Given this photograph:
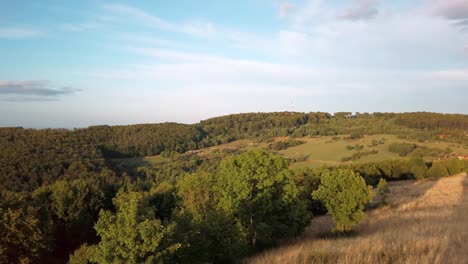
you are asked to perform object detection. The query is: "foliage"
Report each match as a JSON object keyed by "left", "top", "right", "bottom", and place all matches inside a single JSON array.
[
  {"left": 176, "top": 172, "right": 247, "bottom": 263},
  {"left": 0, "top": 191, "right": 51, "bottom": 264},
  {"left": 90, "top": 191, "right": 181, "bottom": 264},
  {"left": 428, "top": 163, "right": 449, "bottom": 178},
  {"left": 216, "top": 150, "right": 310, "bottom": 249},
  {"left": 395, "top": 112, "right": 468, "bottom": 131},
  {"left": 443, "top": 159, "right": 465, "bottom": 175},
  {"left": 388, "top": 142, "right": 418, "bottom": 157},
  {"left": 377, "top": 178, "right": 390, "bottom": 205},
  {"left": 409, "top": 158, "right": 428, "bottom": 179},
  {"left": 312, "top": 169, "right": 374, "bottom": 232},
  {"left": 0, "top": 111, "right": 467, "bottom": 263},
  {"left": 69, "top": 244, "right": 93, "bottom": 264},
  {"left": 377, "top": 178, "right": 389, "bottom": 196}
]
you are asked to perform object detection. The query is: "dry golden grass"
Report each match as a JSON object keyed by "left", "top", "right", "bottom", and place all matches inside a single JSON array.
[{"left": 245, "top": 173, "right": 468, "bottom": 264}]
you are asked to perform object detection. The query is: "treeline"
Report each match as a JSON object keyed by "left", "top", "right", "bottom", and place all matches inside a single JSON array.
[
  {"left": 0, "top": 128, "right": 112, "bottom": 192},
  {"left": 395, "top": 112, "right": 468, "bottom": 131},
  {"left": 199, "top": 112, "right": 332, "bottom": 144},
  {"left": 86, "top": 123, "right": 204, "bottom": 157}
]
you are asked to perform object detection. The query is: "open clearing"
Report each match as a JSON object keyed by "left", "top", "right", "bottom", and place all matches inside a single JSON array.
[
  {"left": 245, "top": 173, "right": 468, "bottom": 264},
  {"left": 110, "top": 134, "right": 467, "bottom": 170}
]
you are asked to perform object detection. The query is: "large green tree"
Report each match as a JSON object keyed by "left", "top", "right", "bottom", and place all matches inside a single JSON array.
[
  {"left": 216, "top": 150, "right": 310, "bottom": 249},
  {"left": 0, "top": 191, "right": 51, "bottom": 264},
  {"left": 90, "top": 191, "right": 180, "bottom": 264},
  {"left": 175, "top": 171, "right": 247, "bottom": 263},
  {"left": 312, "top": 169, "right": 374, "bottom": 232}
]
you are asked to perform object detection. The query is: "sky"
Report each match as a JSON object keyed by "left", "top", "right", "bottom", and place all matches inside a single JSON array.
[{"left": 0, "top": 0, "right": 467, "bottom": 128}]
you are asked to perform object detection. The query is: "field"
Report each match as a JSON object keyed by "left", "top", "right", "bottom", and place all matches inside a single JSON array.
[
  {"left": 245, "top": 173, "right": 468, "bottom": 264},
  {"left": 281, "top": 135, "right": 467, "bottom": 168},
  {"left": 110, "top": 134, "right": 467, "bottom": 170}
]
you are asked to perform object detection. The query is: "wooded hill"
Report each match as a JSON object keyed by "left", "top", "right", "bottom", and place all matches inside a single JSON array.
[{"left": 0, "top": 111, "right": 467, "bottom": 264}]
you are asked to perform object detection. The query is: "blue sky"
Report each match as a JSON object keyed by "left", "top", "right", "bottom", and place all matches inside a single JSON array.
[{"left": 0, "top": 0, "right": 467, "bottom": 128}]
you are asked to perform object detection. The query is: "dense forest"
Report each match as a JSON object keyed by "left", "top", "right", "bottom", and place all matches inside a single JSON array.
[{"left": 1, "top": 112, "right": 467, "bottom": 263}]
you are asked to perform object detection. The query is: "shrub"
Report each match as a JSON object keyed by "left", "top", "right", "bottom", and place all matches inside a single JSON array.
[
  {"left": 377, "top": 178, "right": 390, "bottom": 204},
  {"left": 388, "top": 142, "right": 418, "bottom": 157},
  {"left": 442, "top": 159, "right": 465, "bottom": 175},
  {"left": 428, "top": 163, "right": 449, "bottom": 178},
  {"left": 409, "top": 158, "right": 428, "bottom": 179}
]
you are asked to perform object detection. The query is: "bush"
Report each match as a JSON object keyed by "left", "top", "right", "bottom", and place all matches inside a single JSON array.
[
  {"left": 377, "top": 178, "right": 390, "bottom": 205},
  {"left": 409, "top": 158, "right": 428, "bottom": 179},
  {"left": 388, "top": 142, "right": 418, "bottom": 157},
  {"left": 428, "top": 163, "right": 449, "bottom": 178},
  {"left": 441, "top": 159, "right": 465, "bottom": 175}
]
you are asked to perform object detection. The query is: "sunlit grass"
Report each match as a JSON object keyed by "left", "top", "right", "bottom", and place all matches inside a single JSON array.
[{"left": 245, "top": 173, "right": 468, "bottom": 264}]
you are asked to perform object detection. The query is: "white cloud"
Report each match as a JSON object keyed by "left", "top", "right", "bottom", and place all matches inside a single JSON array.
[
  {"left": 96, "top": 47, "right": 324, "bottom": 84},
  {"left": 278, "top": 2, "right": 296, "bottom": 18},
  {"left": 338, "top": 0, "right": 379, "bottom": 21},
  {"left": 61, "top": 22, "right": 99, "bottom": 32},
  {"left": 432, "top": 69, "right": 468, "bottom": 82},
  {"left": 0, "top": 27, "right": 41, "bottom": 38},
  {"left": 92, "top": 1, "right": 468, "bottom": 112},
  {"left": 430, "top": 0, "right": 468, "bottom": 20}
]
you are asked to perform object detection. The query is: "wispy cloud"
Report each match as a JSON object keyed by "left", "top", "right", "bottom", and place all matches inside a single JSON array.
[
  {"left": 0, "top": 81, "right": 80, "bottom": 101},
  {"left": 121, "top": 34, "right": 190, "bottom": 49},
  {"left": 0, "top": 27, "right": 42, "bottom": 38},
  {"left": 98, "top": 47, "right": 324, "bottom": 81},
  {"left": 338, "top": 0, "right": 379, "bottom": 21},
  {"left": 61, "top": 22, "right": 99, "bottom": 32},
  {"left": 102, "top": 3, "right": 216, "bottom": 37}
]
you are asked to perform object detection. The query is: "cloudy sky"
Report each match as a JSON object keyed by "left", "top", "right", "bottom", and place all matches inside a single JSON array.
[{"left": 0, "top": 0, "right": 467, "bottom": 128}]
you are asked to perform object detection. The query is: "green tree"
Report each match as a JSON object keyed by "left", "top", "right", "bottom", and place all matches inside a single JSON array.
[
  {"left": 175, "top": 171, "right": 247, "bottom": 263},
  {"left": 0, "top": 191, "right": 50, "bottom": 264},
  {"left": 90, "top": 191, "right": 181, "bottom": 264},
  {"left": 312, "top": 169, "right": 374, "bottom": 232},
  {"left": 216, "top": 150, "right": 310, "bottom": 249}
]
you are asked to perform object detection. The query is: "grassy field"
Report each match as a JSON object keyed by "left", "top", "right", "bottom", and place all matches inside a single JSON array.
[
  {"left": 282, "top": 135, "right": 467, "bottom": 168},
  {"left": 245, "top": 173, "right": 468, "bottom": 264},
  {"left": 110, "top": 134, "right": 468, "bottom": 170}
]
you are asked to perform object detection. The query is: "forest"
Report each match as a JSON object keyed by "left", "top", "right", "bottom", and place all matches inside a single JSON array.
[{"left": 0, "top": 112, "right": 467, "bottom": 263}]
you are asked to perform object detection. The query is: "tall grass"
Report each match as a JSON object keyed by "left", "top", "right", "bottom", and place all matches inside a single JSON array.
[{"left": 245, "top": 173, "right": 468, "bottom": 264}]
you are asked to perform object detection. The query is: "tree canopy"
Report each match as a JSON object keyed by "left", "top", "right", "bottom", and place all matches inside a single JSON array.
[{"left": 312, "top": 169, "right": 374, "bottom": 232}]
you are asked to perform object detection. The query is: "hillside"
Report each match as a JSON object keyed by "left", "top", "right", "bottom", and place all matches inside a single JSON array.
[
  {"left": 246, "top": 173, "right": 468, "bottom": 264},
  {"left": 1, "top": 111, "right": 467, "bottom": 263}
]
